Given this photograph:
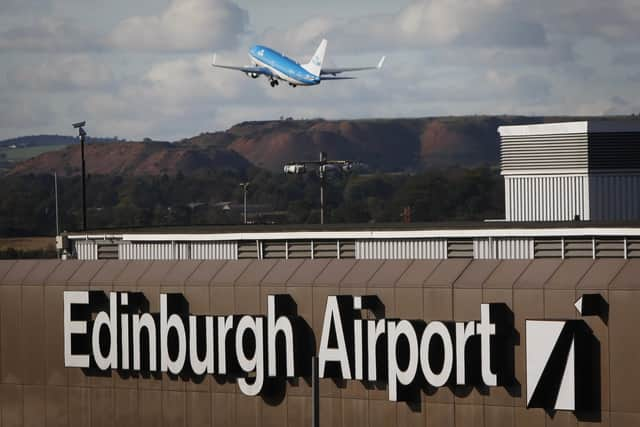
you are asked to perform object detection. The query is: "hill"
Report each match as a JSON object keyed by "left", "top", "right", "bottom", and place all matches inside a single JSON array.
[
  {"left": 8, "top": 115, "right": 636, "bottom": 176},
  {"left": 179, "top": 116, "right": 588, "bottom": 172},
  {"left": 7, "top": 140, "right": 251, "bottom": 176}
]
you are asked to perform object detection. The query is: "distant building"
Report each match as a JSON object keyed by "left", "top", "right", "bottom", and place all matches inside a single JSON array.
[{"left": 499, "top": 120, "right": 640, "bottom": 221}]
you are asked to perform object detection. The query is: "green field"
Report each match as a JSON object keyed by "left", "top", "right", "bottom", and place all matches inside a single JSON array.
[{"left": 0, "top": 143, "right": 69, "bottom": 162}]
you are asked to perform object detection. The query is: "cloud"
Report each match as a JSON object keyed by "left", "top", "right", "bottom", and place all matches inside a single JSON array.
[
  {"left": 612, "top": 50, "right": 640, "bottom": 65},
  {"left": 0, "top": 94, "right": 53, "bottom": 129},
  {"left": 107, "top": 0, "right": 249, "bottom": 52},
  {"left": 0, "top": 17, "right": 100, "bottom": 52},
  {"left": 6, "top": 56, "right": 116, "bottom": 91},
  {"left": 2, "top": 0, "right": 50, "bottom": 16},
  {"left": 263, "top": 0, "right": 548, "bottom": 56}
]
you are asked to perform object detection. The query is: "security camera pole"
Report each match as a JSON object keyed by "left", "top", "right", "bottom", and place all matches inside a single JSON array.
[
  {"left": 240, "top": 182, "right": 250, "bottom": 224},
  {"left": 72, "top": 121, "right": 87, "bottom": 231},
  {"left": 283, "top": 151, "right": 354, "bottom": 225}
]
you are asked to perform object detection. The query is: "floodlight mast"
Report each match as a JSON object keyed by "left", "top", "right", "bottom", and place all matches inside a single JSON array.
[
  {"left": 283, "top": 151, "right": 355, "bottom": 225},
  {"left": 72, "top": 121, "right": 87, "bottom": 231},
  {"left": 240, "top": 182, "right": 250, "bottom": 224}
]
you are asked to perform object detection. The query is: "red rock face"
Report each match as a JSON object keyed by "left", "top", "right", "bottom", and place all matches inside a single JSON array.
[
  {"left": 8, "top": 141, "right": 251, "bottom": 176},
  {"left": 9, "top": 116, "right": 536, "bottom": 176}
]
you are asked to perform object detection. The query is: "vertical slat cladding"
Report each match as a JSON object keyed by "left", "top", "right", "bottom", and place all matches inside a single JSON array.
[
  {"left": 355, "top": 239, "right": 446, "bottom": 260},
  {"left": 474, "top": 239, "right": 493, "bottom": 259},
  {"left": 74, "top": 240, "right": 97, "bottom": 260},
  {"left": 495, "top": 238, "right": 533, "bottom": 259},
  {"left": 590, "top": 175, "right": 640, "bottom": 221},
  {"left": 190, "top": 242, "right": 237, "bottom": 260},
  {"left": 505, "top": 175, "right": 589, "bottom": 221}
]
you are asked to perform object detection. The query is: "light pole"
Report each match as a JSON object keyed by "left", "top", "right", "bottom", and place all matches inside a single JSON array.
[
  {"left": 72, "top": 121, "right": 87, "bottom": 231},
  {"left": 284, "top": 151, "right": 354, "bottom": 225},
  {"left": 240, "top": 182, "right": 250, "bottom": 224}
]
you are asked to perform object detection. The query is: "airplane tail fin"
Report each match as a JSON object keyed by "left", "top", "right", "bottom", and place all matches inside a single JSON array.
[{"left": 302, "top": 39, "right": 327, "bottom": 77}]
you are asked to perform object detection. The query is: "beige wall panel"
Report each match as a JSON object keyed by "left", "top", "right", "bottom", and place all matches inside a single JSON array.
[
  {"left": 285, "top": 259, "right": 328, "bottom": 287},
  {"left": 609, "top": 291, "right": 640, "bottom": 413},
  {"left": 514, "top": 259, "right": 562, "bottom": 289},
  {"left": 2, "top": 260, "right": 38, "bottom": 285},
  {"left": 425, "top": 259, "right": 471, "bottom": 287},
  {"left": 342, "top": 398, "right": 368, "bottom": 427},
  {"left": 0, "top": 286, "right": 22, "bottom": 383},
  {"left": 91, "top": 387, "right": 115, "bottom": 427},
  {"left": 186, "top": 391, "right": 211, "bottom": 427},
  {"left": 455, "top": 260, "right": 499, "bottom": 288},
  {"left": 114, "top": 388, "right": 139, "bottom": 427},
  {"left": 138, "top": 389, "right": 163, "bottom": 427},
  {"left": 68, "top": 386, "right": 91, "bottom": 427},
  {"left": 188, "top": 260, "right": 227, "bottom": 286},
  {"left": 163, "top": 390, "right": 187, "bottom": 427},
  {"left": 236, "top": 259, "right": 277, "bottom": 287},
  {"left": 22, "top": 259, "right": 60, "bottom": 285},
  {"left": 371, "top": 260, "right": 413, "bottom": 287},
  {"left": 22, "top": 385, "right": 45, "bottom": 427},
  {"left": 0, "top": 260, "right": 16, "bottom": 282},
  {"left": 314, "top": 260, "right": 356, "bottom": 286},
  {"left": 484, "top": 260, "right": 530, "bottom": 289},
  {"left": 21, "top": 285, "right": 44, "bottom": 385},
  {"left": 261, "top": 398, "right": 287, "bottom": 427},
  {"left": 287, "top": 395, "right": 312, "bottom": 426}
]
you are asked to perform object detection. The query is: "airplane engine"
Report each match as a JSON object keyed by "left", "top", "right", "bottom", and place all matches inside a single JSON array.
[{"left": 246, "top": 72, "right": 260, "bottom": 79}]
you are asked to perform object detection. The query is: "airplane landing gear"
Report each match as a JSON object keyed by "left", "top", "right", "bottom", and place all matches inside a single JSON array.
[{"left": 270, "top": 79, "right": 279, "bottom": 87}]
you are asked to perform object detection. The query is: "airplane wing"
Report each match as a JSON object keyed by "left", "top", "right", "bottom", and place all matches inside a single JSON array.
[
  {"left": 320, "top": 76, "right": 356, "bottom": 81},
  {"left": 320, "top": 56, "right": 385, "bottom": 76},
  {"left": 211, "top": 54, "right": 273, "bottom": 76}
]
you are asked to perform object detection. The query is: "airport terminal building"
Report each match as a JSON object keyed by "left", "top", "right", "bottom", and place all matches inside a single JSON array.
[{"left": 2, "top": 121, "right": 640, "bottom": 426}]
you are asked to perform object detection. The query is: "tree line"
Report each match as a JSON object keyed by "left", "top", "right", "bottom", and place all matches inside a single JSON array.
[{"left": 0, "top": 167, "right": 504, "bottom": 237}]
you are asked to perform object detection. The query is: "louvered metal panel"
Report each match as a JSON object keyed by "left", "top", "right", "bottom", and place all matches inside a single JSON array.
[
  {"left": 563, "top": 238, "right": 592, "bottom": 258},
  {"left": 339, "top": 241, "right": 356, "bottom": 259},
  {"left": 501, "top": 133, "right": 588, "bottom": 172},
  {"left": 75, "top": 240, "right": 97, "bottom": 260},
  {"left": 496, "top": 238, "right": 534, "bottom": 259},
  {"left": 190, "top": 242, "right": 237, "bottom": 260},
  {"left": 534, "top": 238, "right": 562, "bottom": 258},
  {"left": 313, "top": 240, "right": 337, "bottom": 259},
  {"left": 288, "top": 241, "right": 312, "bottom": 259},
  {"left": 627, "top": 238, "right": 640, "bottom": 258},
  {"left": 594, "top": 238, "right": 624, "bottom": 258},
  {"left": 505, "top": 175, "right": 589, "bottom": 221},
  {"left": 356, "top": 239, "right": 446, "bottom": 260},
  {"left": 238, "top": 241, "right": 259, "bottom": 259},
  {"left": 447, "top": 239, "right": 473, "bottom": 259},
  {"left": 263, "top": 241, "right": 287, "bottom": 259},
  {"left": 96, "top": 240, "right": 119, "bottom": 260}
]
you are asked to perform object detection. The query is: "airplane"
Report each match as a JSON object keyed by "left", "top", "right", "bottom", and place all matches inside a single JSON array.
[{"left": 212, "top": 39, "right": 385, "bottom": 88}]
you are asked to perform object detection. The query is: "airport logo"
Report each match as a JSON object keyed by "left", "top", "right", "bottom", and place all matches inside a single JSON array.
[{"left": 526, "top": 294, "right": 604, "bottom": 413}]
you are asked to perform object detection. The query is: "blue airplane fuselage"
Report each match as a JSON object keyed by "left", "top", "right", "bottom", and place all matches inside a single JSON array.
[{"left": 249, "top": 45, "right": 320, "bottom": 86}]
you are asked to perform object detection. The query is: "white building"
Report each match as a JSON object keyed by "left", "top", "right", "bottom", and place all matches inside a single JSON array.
[{"left": 499, "top": 120, "right": 640, "bottom": 221}]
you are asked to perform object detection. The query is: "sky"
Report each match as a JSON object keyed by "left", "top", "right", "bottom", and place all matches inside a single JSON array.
[{"left": 1, "top": 0, "right": 640, "bottom": 140}]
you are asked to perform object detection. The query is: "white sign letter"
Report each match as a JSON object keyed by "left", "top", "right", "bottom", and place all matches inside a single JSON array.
[{"left": 64, "top": 291, "right": 90, "bottom": 368}]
